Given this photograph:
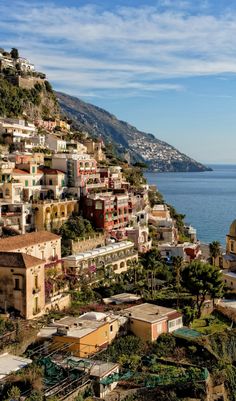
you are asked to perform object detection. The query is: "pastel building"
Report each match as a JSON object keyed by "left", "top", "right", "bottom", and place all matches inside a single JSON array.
[
  {"left": 158, "top": 242, "right": 201, "bottom": 262},
  {"left": 84, "top": 192, "right": 130, "bottom": 231},
  {"left": 0, "top": 231, "right": 61, "bottom": 266},
  {"left": 0, "top": 252, "right": 45, "bottom": 319},
  {"left": 32, "top": 199, "right": 78, "bottom": 231},
  {"left": 0, "top": 203, "right": 33, "bottom": 234},
  {"left": 63, "top": 241, "right": 138, "bottom": 283},
  {"left": 121, "top": 303, "right": 183, "bottom": 342},
  {"left": 45, "top": 134, "right": 67, "bottom": 152},
  {"left": 221, "top": 220, "right": 236, "bottom": 291},
  {"left": 0, "top": 232, "right": 70, "bottom": 317},
  {"left": 0, "top": 118, "right": 36, "bottom": 148},
  {"left": 222, "top": 220, "right": 236, "bottom": 270},
  {"left": 51, "top": 153, "right": 98, "bottom": 192},
  {"left": 40, "top": 312, "right": 126, "bottom": 357}
]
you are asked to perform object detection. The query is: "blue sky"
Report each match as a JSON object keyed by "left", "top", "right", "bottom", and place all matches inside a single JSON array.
[{"left": 1, "top": 0, "right": 236, "bottom": 163}]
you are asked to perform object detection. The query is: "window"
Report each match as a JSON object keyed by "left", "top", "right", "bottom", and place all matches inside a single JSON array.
[
  {"left": 14, "top": 278, "right": 20, "bottom": 290},
  {"left": 34, "top": 275, "right": 38, "bottom": 289},
  {"left": 49, "top": 179, "right": 53, "bottom": 185},
  {"left": 231, "top": 242, "right": 234, "bottom": 252},
  {"left": 33, "top": 180, "right": 36, "bottom": 186},
  {"left": 62, "top": 179, "right": 65, "bottom": 186},
  {"left": 52, "top": 248, "right": 56, "bottom": 257},
  {"left": 5, "top": 188, "right": 10, "bottom": 197},
  {"left": 41, "top": 250, "right": 44, "bottom": 259},
  {"left": 95, "top": 201, "right": 103, "bottom": 210},
  {"left": 32, "top": 166, "right": 35, "bottom": 173},
  {"left": 110, "top": 325, "right": 113, "bottom": 332},
  {"left": 25, "top": 180, "right": 28, "bottom": 187}
]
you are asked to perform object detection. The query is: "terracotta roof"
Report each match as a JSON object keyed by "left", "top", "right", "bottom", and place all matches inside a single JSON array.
[
  {"left": 0, "top": 231, "right": 60, "bottom": 251},
  {"left": 40, "top": 168, "right": 65, "bottom": 175},
  {"left": 12, "top": 168, "right": 29, "bottom": 175},
  {"left": 0, "top": 252, "right": 43, "bottom": 268}
]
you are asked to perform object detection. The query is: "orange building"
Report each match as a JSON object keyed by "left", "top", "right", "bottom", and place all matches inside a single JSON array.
[
  {"left": 48, "top": 312, "right": 126, "bottom": 357},
  {"left": 121, "top": 303, "right": 183, "bottom": 342}
]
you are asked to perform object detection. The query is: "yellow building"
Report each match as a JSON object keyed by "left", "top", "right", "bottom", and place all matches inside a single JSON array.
[
  {"left": 0, "top": 251, "right": 45, "bottom": 319},
  {"left": 0, "top": 233, "right": 71, "bottom": 318},
  {"left": 83, "top": 139, "right": 105, "bottom": 162},
  {"left": 222, "top": 271, "right": 236, "bottom": 291},
  {"left": 223, "top": 220, "right": 236, "bottom": 270},
  {"left": 0, "top": 231, "right": 61, "bottom": 265},
  {"left": 50, "top": 312, "right": 124, "bottom": 357},
  {"left": 32, "top": 199, "right": 78, "bottom": 231}
]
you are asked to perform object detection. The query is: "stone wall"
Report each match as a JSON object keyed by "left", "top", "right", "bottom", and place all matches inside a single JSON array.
[
  {"left": 8, "top": 75, "right": 45, "bottom": 89},
  {"left": 70, "top": 233, "right": 106, "bottom": 254},
  {"left": 216, "top": 303, "right": 236, "bottom": 323}
]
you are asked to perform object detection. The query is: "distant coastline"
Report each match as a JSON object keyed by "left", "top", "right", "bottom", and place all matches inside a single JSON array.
[{"left": 146, "top": 164, "right": 236, "bottom": 245}]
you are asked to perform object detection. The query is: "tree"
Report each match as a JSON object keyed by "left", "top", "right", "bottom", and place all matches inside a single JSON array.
[
  {"left": 181, "top": 261, "right": 224, "bottom": 317},
  {"left": 209, "top": 241, "right": 221, "bottom": 266},
  {"left": 59, "top": 215, "right": 94, "bottom": 240},
  {"left": 27, "top": 390, "right": 43, "bottom": 401},
  {"left": 5, "top": 386, "right": 20, "bottom": 401},
  {"left": 127, "top": 259, "right": 143, "bottom": 284},
  {"left": 172, "top": 256, "right": 183, "bottom": 307},
  {"left": 140, "top": 248, "right": 162, "bottom": 270},
  {"left": 10, "top": 48, "right": 19, "bottom": 60}
]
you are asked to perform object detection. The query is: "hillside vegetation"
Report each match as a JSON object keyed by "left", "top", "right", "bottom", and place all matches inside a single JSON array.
[{"left": 0, "top": 77, "right": 59, "bottom": 120}]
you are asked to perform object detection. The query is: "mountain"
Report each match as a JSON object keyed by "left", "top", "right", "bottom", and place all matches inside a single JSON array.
[{"left": 56, "top": 92, "right": 211, "bottom": 173}]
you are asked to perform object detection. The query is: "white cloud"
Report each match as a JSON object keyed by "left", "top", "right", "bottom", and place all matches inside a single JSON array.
[{"left": 1, "top": 1, "right": 236, "bottom": 97}]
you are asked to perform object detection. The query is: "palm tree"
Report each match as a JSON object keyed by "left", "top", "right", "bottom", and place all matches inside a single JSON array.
[
  {"left": 127, "top": 259, "right": 143, "bottom": 284},
  {"left": 209, "top": 241, "right": 221, "bottom": 266}
]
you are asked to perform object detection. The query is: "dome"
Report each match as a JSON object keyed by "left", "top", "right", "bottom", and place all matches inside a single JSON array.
[{"left": 229, "top": 220, "right": 236, "bottom": 237}]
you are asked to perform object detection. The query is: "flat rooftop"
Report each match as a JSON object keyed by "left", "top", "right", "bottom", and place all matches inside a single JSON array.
[
  {"left": 45, "top": 312, "right": 119, "bottom": 339},
  {"left": 0, "top": 353, "right": 32, "bottom": 380},
  {"left": 63, "top": 241, "right": 135, "bottom": 262},
  {"left": 153, "top": 204, "right": 167, "bottom": 211},
  {"left": 121, "top": 303, "right": 178, "bottom": 323},
  {"left": 103, "top": 293, "right": 141, "bottom": 305},
  {"left": 55, "top": 356, "right": 119, "bottom": 378}
]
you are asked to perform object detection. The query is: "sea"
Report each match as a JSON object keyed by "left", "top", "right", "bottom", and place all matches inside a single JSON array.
[{"left": 145, "top": 164, "right": 236, "bottom": 245}]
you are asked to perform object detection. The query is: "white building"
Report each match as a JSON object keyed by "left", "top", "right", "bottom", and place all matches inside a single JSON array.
[
  {"left": 17, "top": 57, "right": 35, "bottom": 72},
  {"left": 45, "top": 134, "right": 67, "bottom": 152},
  {"left": 63, "top": 241, "right": 138, "bottom": 281},
  {"left": 0, "top": 119, "right": 36, "bottom": 147}
]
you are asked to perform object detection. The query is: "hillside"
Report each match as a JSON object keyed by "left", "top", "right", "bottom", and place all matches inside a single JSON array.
[
  {"left": 57, "top": 91, "right": 211, "bottom": 173},
  {"left": 0, "top": 77, "right": 59, "bottom": 121}
]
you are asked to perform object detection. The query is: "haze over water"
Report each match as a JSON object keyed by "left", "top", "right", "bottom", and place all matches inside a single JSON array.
[{"left": 146, "top": 165, "right": 236, "bottom": 245}]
